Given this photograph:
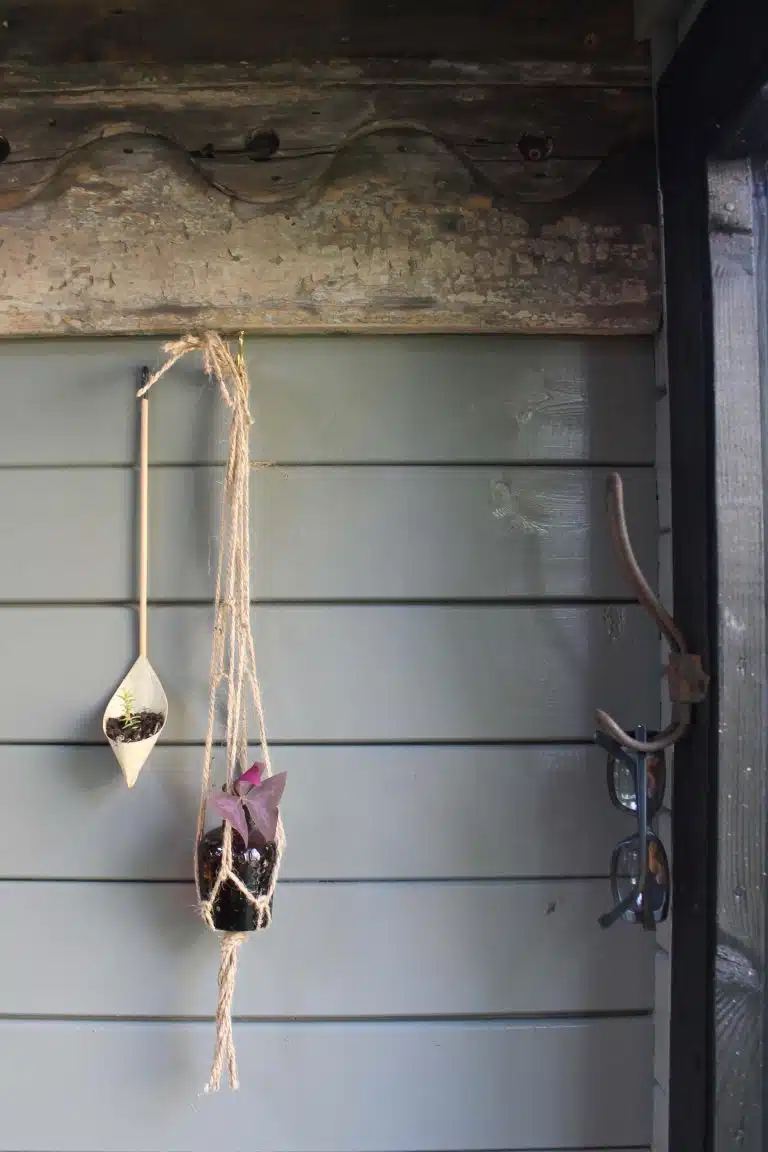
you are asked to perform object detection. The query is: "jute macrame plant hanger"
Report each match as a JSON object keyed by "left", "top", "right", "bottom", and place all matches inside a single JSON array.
[{"left": 140, "top": 332, "right": 284, "bottom": 1093}]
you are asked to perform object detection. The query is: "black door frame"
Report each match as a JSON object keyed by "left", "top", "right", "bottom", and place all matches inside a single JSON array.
[{"left": 658, "top": 2, "right": 768, "bottom": 1149}]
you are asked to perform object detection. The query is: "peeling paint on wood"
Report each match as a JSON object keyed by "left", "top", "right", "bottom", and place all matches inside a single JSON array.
[{"left": 0, "top": 130, "right": 660, "bottom": 336}]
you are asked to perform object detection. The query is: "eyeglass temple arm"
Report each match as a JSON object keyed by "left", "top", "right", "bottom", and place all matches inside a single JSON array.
[
  {"left": 595, "top": 472, "right": 708, "bottom": 754},
  {"left": 599, "top": 875, "right": 655, "bottom": 930},
  {"left": 599, "top": 892, "right": 636, "bottom": 929},
  {"left": 635, "top": 730, "right": 654, "bottom": 931},
  {"left": 595, "top": 730, "right": 636, "bottom": 768}
]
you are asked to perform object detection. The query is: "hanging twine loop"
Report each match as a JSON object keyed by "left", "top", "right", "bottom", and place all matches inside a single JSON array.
[{"left": 140, "top": 332, "right": 284, "bottom": 1093}]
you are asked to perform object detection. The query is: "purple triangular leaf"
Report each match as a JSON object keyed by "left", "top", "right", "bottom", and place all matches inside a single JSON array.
[
  {"left": 241, "top": 772, "right": 287, "bottom": 843},
  {"left": 241, "top": 795, "right": 279, "bottom": 844},
  {"left": 207, "top": 791, "right": 249, "bottom": 849}
]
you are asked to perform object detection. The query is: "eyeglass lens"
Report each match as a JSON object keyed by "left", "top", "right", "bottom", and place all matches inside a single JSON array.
[
  {"left": 609, "top": 739, "right": 665, "bottom": 815},
  {"left": 612, "top": 835, "right": 670, "bottom": 924}
]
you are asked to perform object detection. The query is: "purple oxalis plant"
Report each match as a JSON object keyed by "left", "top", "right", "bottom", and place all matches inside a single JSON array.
[{"left": 207, "top": 762, "right": 286, "bottom": 852}]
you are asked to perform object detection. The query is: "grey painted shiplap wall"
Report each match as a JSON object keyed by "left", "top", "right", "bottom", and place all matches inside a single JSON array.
[{"left": 0, "top": 335, "right": 658, "bottom": 1152}]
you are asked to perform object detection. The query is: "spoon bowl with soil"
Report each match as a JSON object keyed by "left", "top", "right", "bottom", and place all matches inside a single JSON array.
[{"left": 103, "top": 655, "right": 168, "bottom": 787}]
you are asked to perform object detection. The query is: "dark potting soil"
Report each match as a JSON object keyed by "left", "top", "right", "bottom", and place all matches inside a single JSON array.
[{"left": 106, "top": 711, "right": 164, "bottom": 743}]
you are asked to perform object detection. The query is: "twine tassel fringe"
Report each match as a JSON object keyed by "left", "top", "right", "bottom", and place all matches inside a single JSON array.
[{"left": 205, "top": 932, "right": 248, "bottom": 1093}]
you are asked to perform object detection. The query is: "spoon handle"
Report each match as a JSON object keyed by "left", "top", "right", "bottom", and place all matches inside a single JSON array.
[{"left": 138, "top": 372, "right": 150, "bottom": 659}]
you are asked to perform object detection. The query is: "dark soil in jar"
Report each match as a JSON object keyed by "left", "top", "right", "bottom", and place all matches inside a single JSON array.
[
  {"left": 106, "top": 711, "right": 165, "bottom": 743},
  {"left": 198, "top": 827, "right": 277, "bottom": 932}
]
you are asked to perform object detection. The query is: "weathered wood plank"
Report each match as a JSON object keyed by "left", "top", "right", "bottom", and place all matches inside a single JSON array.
[
  {"left": 0, "top": 605, "right": 659, "bottom": 741},
  {"left": 710, "top": 160, "right": 767, "bottom": 984},
  {"left": 0, "top": 1018, "right": 653, "bottom": 1151},
  {"left": 0, "top": 881, "right": 653, "bottom": 1016},
  {"left": 0, "top": 466, "right": 656, "bottom": 601},
  {"left": 0, "top": 336, "right": 656, "bottom": 465},
  {"left": 0, "top": 80, "right": 651, "bottom": 208},
  {"left": 709, "top": 158, "right": 768, "bottom": 1152},
  {"left": 0, "top": 0, "right": 647, "bottom": 71},
  {"left": 0, "top": 745, "right": 632, "bottom": 880},
  {"left": 0, "top": 59, "right": 652, "bottom": 91},
  {"left": 0, "top": 131, "right": 659, "bottom": 335}
]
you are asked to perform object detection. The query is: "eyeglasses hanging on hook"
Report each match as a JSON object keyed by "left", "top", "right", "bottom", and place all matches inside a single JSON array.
[
  {"left": 598, "top": 725, "right": 670, "bottom": 930},
  {"left": 594, "top": 471, "right": 708, "bottom": 929}
]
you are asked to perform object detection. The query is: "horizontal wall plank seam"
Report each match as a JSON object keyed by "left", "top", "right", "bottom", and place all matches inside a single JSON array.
[
  {"left": 0, "top": 875, "right": 615, "bottom": 885},
  {"left": 0, "top": 737, "right": 600, "bottom": 748},
  {"left": 0, "top": 1011, "right": 653, "bottom": 1025},
  {"left": 0, "top": 604, "right": 658, "bottom": 618},
  {"left": 0, "top": 461, "right": 658, "bottom": 470}
]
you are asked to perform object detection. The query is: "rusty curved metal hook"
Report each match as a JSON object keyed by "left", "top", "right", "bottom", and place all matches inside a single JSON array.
[{"left": 595, "top": 472, "right": 709, "bottom": 754}]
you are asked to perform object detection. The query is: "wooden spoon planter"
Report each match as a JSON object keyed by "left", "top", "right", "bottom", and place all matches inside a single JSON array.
[{"left": 103, "top": 376, "right": 168, "bottom": 787}]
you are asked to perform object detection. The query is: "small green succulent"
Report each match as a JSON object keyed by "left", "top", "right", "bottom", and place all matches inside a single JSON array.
[{"left": 119, "top": 687, "right": 141, "bottom": 735}]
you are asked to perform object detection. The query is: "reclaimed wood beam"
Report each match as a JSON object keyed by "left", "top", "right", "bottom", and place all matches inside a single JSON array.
[{"left": 0, "top": 28, "right": 658, "bottom": 335}]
